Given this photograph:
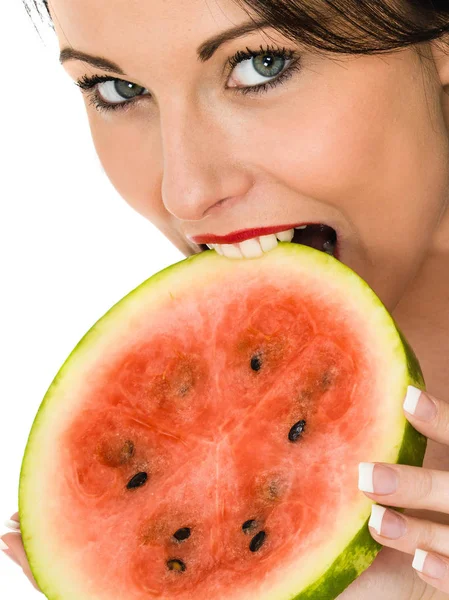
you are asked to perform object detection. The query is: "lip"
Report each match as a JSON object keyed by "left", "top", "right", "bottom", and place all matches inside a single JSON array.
[{"left": 188, "top": 223, "right": 315, "bottom": 245}]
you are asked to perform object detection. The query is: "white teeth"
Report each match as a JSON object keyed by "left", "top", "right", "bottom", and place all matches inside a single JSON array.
[
  {"left": 239, "top": 238, "right": 264, "bottom": 258},
  {"left": 221, "top": 243, "right": 243, "bottom": 259},
  {"left": 275, "top": 228, "right": 294, "bottom": 242},
  {"left": 259, "top": 234, "right": 278, "bottom": 252},
  {"left": 209, "top": 244, "right": 224, "bottom": 256},
  {"left": 205, "top": 225, "right": 308, "bottom": 260}
]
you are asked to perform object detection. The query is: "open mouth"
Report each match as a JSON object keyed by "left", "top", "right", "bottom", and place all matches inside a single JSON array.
[
  {"left": 197, "top": 224, "right": 338, "bottom": 259},
  {"left": 291, "top": 224, "right": 337, "bottom": 256}
]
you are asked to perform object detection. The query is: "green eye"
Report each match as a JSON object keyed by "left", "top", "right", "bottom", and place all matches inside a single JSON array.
[
  {"left": 98, "top": 80, "right": 148, "bottom": 103},
  {"left": 228, "top": 46, "right": 297, "bottom": 92},
  {"left": 252, "top": 53, "right": 286, "bottom": 78}
]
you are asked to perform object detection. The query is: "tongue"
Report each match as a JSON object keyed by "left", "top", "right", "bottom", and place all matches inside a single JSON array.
[{"left": 292, "top": 224, "right": 337, "bottom": 255}]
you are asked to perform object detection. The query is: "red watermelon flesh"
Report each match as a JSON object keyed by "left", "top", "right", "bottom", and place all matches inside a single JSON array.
[{"left": 19, "top": 244, "right": 426, "bottom": 600}]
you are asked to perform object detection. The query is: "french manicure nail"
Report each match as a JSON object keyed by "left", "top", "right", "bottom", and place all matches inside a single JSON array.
[
  {"left": 368, "top": 504, "right": 407, "bottom": 538},
  {"left": 413, "top": 548, "right": 448, "bottom": 579},
  {"left": 358, "top": 463, "right": 398, "bottom": 494},
  {"left": 403, "top": 386, "right": 437, "bottom": 421},
  {"left": 4, "top": 519, "right": 20, "bottom": 531}
]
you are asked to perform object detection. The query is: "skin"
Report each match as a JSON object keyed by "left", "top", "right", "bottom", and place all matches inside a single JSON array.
[{"left": 3, "top": 0, "right": 449, "bottom": 597}]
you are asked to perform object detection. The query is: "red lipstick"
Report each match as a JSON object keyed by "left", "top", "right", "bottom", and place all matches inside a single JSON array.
[{"left": 188, "top": 224, "right": 310, "bottom": 246}]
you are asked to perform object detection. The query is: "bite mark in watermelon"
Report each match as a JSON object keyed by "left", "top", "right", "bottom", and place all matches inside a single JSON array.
[{"left": 19, "top": 243, "right": 426, "bottom": 600}]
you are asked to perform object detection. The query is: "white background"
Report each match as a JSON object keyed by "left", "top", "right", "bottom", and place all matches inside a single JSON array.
[{"left": 1, "top": 3, "right": 184, "bottom": 597}]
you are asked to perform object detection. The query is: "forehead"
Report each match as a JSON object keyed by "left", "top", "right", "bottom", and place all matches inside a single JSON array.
[{"left": 48, "top": 0, "right": 252, "bottom": 61}]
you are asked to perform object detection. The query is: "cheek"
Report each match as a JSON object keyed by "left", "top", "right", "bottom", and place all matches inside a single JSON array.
[
  {"left": 229, "top": 55, "right": 448, "bottom": 308},
  {"left": 246, "top": 78, "right": 415, "bottom": 218},
  {"left": 87, "top": 108, "right": 165, "bottom": 224},
  {"left": 241, "top": 57, "right": 447, "bottom": 252}
]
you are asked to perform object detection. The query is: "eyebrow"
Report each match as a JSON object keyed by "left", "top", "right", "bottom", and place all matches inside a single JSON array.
[
  {"left": 59, "top": 19, "right": 270, "bottom": 73},
  {"left": 59, "top": 49, "right": 125, "bottom": 74},
  {"left": 197, "top": 19, "right": 270, "bottom": 62}
]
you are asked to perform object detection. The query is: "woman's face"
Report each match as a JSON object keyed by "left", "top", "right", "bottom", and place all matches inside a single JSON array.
[{"left": 49, "top": 0, "right": 449, "bottom": 311}]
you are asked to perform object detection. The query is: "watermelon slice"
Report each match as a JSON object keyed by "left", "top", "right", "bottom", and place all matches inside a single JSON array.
[{"left": 19, "top": 242, "right": 426, "bottom": 600}]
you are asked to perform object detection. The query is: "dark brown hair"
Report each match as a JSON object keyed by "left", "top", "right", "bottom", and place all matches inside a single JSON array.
[{"left": 23, "top": 0, "right": 449, "bottom": 55}]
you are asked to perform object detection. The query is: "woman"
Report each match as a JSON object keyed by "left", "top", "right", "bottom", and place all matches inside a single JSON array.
[{"left": 2, "top": 0, "right": 449, "bottom": 597}]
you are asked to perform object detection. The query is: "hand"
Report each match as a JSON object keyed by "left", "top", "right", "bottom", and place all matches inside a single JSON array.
[
  {"left": 358, "top": 386, "right": 449, "bottom": 594},
  {"left": 1, "top": 512, "right": 42, "bottom": 593}
]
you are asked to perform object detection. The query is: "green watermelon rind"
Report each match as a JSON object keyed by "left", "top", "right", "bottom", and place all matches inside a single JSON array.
[
  {"left": 293, "top": 327, "right": 427, "bottom": 600},
  {"left": 18, "top": 245, "right": 428, "bottom": 600}
]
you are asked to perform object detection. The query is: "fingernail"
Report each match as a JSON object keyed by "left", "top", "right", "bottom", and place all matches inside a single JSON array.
[
  {"left": 368, "top": 504, "right": 407, "bottom": 538},
  {"left": 403, "top": 386, "right": 437, "bottom": 421},
  {"left": 358, "top": 463, "right": 398, "bottom": 494},
  {"left": 413, "top": 549, "right": 448, "bottom": 579},
  {"left": 0, "top": 538, "right": 8, "bottom": 551},
  {"left": 4, "top": 519, "right": 20, "bottom": 531}
]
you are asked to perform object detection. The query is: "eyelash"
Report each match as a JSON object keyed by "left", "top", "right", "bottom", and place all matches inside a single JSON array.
[{"left": 75, "top": 44, "right": 301, "bottom": 115}]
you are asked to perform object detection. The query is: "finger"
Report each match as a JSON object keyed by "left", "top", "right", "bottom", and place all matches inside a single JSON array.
[
  {"left": 358, "top": 460, "right": 449, "bottom": 513},
  {"left": 0, "top": 532, "right": 42, "bottom": 593},
  {"left": 1, "top": 535, "right": 21, "bottom": 567},
  {"left": 367, "top": 506, "right": 449, "bottom": 593},
  {"left": 403, "top": 386, "right": 449, "bottom": 445},
  {"left": 367, "top": 505, "right": 449, "bottom": 554},
  {"left": 412, "top": 548, "right": 449, "bottom": 593}
]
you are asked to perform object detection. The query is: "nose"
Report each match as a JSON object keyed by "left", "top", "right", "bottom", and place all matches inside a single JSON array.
[{"left": 160, "top": 101, "right": 253, "bottom": 222}]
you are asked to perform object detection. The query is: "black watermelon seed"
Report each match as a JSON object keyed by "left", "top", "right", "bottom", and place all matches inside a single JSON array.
[
  {"left": 250, "top": 355, "right": 262, "bottom": 371},
  {"left": 242, "top": 519, "right": 257, "bottom": 534},
  {"left": 167, "top": 559, "right": 186, "bottom": 572},
  {"left": 173, "top": 527, "right": 191, "bottom": 541},
  {"left": 249, "top": 531, "right": 266, "bottom": 552},
  {"left": 288, "top": 420, "right": 306, "bottom": 442},
  {"left": 126, "top": 472, "right": 148, "bottom": 489}
]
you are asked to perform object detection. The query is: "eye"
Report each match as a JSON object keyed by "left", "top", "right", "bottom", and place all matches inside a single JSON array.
[
  {"left": 96, "top": 79, "right": 150, "bottom": 105},
  {"left": 75, "top": 44, "right": 300, "bottom": 116},
  {"left": 227, "top": 46, "right": 297, "bottom": 91},
  {"left": 75, "top": 74, "right": 151, "bottom": 113}
]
